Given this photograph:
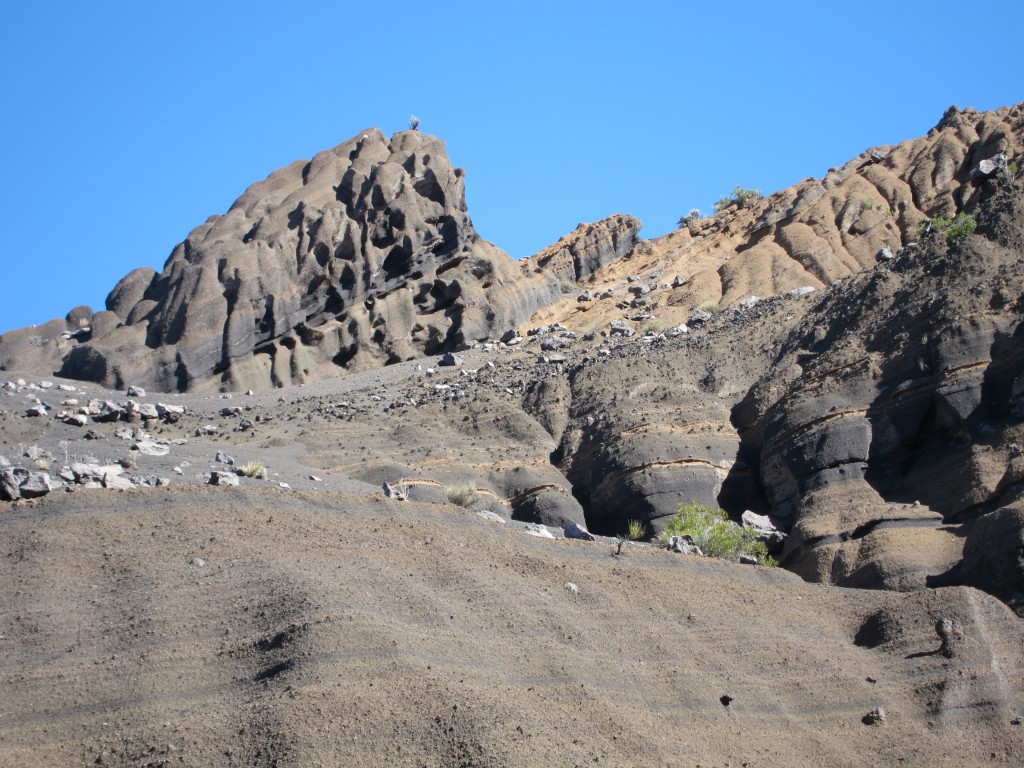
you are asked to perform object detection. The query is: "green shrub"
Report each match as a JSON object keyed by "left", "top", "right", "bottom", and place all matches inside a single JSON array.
[
  {"left": 918, "top": 212, "right": 977, "bottom": 246},
  {"left": 699, "top": 302, "right": 722, "bottom": 316},
  {"left": 559, "top": 279, "right": 575, "bottom": 294},
  {"left": 663, "top": 502, "right": 774, "bottom": 564},
  {"left": 713, "top": 186, "right": 762, "bottom": 213},
  {"left": 678, "top": 209, "right": 702, "bottom": 227},
  {"left": 627, "top": 519, "right": 647, "bottom": 540}
]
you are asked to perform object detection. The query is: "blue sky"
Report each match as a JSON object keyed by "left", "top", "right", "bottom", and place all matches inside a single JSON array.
[{"left": 1, "top": 1, "right": 1021, "bottom": 334}]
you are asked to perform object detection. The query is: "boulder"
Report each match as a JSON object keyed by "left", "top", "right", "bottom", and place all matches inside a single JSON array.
[
  {"left": 20, "top": 472, "right": 56, "bottom": 498},
  {"left": 209, "top": 471, "right": 240, "bottom": 487}
]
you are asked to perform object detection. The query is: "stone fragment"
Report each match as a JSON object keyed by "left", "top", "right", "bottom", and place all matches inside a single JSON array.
[
  {"left": 26, "top": 404, "right": 48, "bottom": 417},
  {"left": 94, "top": 401, "right": 125, "bottom": 422},
  {"left": 127, "top": 385, "right": 146, "bottom": 397},
  {"left": 524, "top": 523, "right": 556, "bottom": 539},
  {"left": 20, "top": 473, "right": 56, "bottom": 498},
  {"left": 215, "top": 451, "right": 235, "bottom": 466},
  {"left": 687, "top": 309, "right": 713, "bottom": 327},
  {"left": 129, "top": 401, "right": 159, "bottom": 420},
  {"left": 666, "top": 535, "right": 703, "bottom": 556},
  {"left": 134, "top": 439, "right": 170, "bottom": 456},
  {"left": 876, "top": 247, "right": 895, "bottom": 261},
  {"left": 208, "top": 471, "right": 239, "bottom": 487},
  {"left": 477, "top": 510, "right": 505, "bottom": 524},
  {"left": 741, "top": 511, "right": 776, "bottom": 534},
  {"left": 382, "top": 481, "right": 407, "bottom": 500},
  {"left": 103, "top": 472, "right": 135, "bottom": 490},
  {"left": 609, "top": 320, "right": 634, "bottom": 337},
  {"left": 71, "top": 462, "right": 124, "bottom": 484},
  {"left": 64, "top": 413, "right": 89, "bottom": 427},
  {"left": 1, "top": 468, "right": 26, "bottom": 500},
  {"left": 564, "top": 522, "right": 595, "bottom": 541},
  {"left": 862, "top": 708, "right": 886, "bottom": 725},
  {"left": 976, "top": 153, "right": 1007, "bottom": 177},
  {"left": 786, "top": 286, "right": 816, "bottom": 298},
  {"left": 439, "top": 352, "right": 463, "bottom": 367}
]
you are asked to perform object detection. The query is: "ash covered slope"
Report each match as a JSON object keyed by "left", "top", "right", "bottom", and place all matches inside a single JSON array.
[{"left": 0, "top": 129, "right": 638, "bottom": 392}]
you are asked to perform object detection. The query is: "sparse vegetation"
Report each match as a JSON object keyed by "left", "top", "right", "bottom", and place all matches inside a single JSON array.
[
  {"left": 627, "top": 519, "right": 647, "bottom": 540},
  {"left": 239, "top": 461, "right": 264, "bottom": 478},
  {"left": 446, "top": 483, "right": 479, "bottom": 508},
  {"left": 999, "top": 159, "right": 1021, "bottom": 191},
  {"left": 918, "top": 212, "right": 977, "bottom": 246},
  {"left": 699, "top": 302, "right": 722, "bottom": 316},
  {"left": 678, "top": 208, "right": 703, "bottom": 227},
  {"left": 409, "top": 114, "right": 421, "bottom": 130},
  {"left": 35, "top": 458, "right": 51, "bottom": 471},
  {"left": 641, "top": 320, "right": 663, "bottom": 335},
  {"left": 662, "top": 502, "right": 776, "bottom": 565},
  {"left": 861, "top": 198, "right": 875, "bottom": 211},
  {"left": 559, "top": 279, "right": 575, "bottom": 294},
  {"left": 713, "top": 186, "right": 761, "bottom": 213}
]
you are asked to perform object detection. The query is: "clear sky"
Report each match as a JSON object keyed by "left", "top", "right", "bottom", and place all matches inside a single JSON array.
[{"left": 1, "top": 1, "right": 1021, "bottom": 334}]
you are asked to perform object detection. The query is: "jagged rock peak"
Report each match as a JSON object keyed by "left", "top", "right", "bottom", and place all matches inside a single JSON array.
[{"left": 2, "top": 128, "right": 570, "bottom": 393}]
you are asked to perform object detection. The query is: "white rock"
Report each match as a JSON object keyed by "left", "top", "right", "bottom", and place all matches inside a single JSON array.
[
  {"left": 477, "top": 510, "right": 505, "bottom": 524},
  {"left": 524, "top": 523, "right": 556, "bottom": 539}
]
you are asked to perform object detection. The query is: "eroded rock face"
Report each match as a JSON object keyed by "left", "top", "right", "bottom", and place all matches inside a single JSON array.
[
  {"left": 732, "top": 186, "right": 1024, "bottom": 605},
  {"left": 5, "top": 130, "right": 618, "bottom": 393},
  {"left": 525, "top": 215, "right": 642, "bottom": 283}
]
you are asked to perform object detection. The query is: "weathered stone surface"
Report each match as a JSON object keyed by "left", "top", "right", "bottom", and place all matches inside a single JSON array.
[
  {"left": 563, "top": 522, "right": 595, "bottom": 541},
  {"left": 1, "top": 467, "right": 25, "bottom": 500},
  {"left": 20, "top": 472, "right": 56, "bottom": 498},
  {"left": 527, "top": 215, "right": 642, "bottom": 284},
  {"left": 6, "top": 129, "right": 600, "bottom": 393},
  {"left": 209, "top": 471, "right": 240, "bottom": 487}
]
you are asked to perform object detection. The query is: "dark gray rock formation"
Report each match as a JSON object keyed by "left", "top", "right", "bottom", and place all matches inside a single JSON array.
[{"left": 2, "top": 130, "right": 635, "bottom": 393}]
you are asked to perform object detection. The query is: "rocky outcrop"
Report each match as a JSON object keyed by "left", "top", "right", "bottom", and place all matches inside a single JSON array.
[
  {"left": 530, "top": 103, "right": 1024, "bottom": 339},
  {"left": 524, "top": 214, "right": 642, "bottom": 283},
  {"left": 731, "top": 185, "right": 1024, "bottom": 605},
  {"left": 2, "top": 130, "right": 607, "bottom": 393}
]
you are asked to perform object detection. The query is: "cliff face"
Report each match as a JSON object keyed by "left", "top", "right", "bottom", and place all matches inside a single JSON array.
[{"left": 0, "top": 129, "right": 639, "bottom": 392}]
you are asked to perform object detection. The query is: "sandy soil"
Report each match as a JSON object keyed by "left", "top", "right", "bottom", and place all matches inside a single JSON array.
[{"left": 2, "top": 484, "right": 1023, "bottom": 767}]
